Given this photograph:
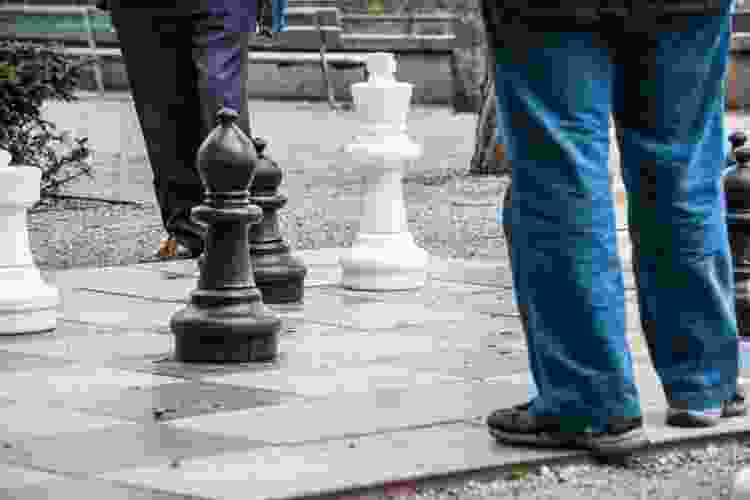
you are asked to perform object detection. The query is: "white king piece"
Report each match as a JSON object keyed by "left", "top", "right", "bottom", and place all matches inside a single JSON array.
[
  {"left": 339, "top": 52, "right": 429, "bottom": 290},
  {"left": 0, "top": 149, "right": 59, "bottom": 334}
]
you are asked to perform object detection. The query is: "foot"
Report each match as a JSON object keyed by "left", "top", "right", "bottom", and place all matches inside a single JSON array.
[
  {"left": 167, "top": 217, "right": 206, "bottom": 259},
  {"left": 487, "top": 401, "right": 650, "bottom": 459},
  {"left": 666, "top": 390, "right": 747, "bottom": 428}
]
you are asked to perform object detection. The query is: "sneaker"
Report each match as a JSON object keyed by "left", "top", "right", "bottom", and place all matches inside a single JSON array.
[
  {"left": 666, "top": 390, "right": 747, "bottom": 428},
  {"left": 167, "top": 217, "right": 207, "bottom": 259},
  {"left": 487, "top": 401, "right": 650, "bottom": 459}
]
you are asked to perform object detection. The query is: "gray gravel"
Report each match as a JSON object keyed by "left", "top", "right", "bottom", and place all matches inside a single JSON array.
[{"left": 362, "top": 439, "right": 750, "bottom": 500}]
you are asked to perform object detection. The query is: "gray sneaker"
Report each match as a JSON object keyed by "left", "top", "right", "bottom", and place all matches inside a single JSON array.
[{"left": 666, "top": 390, "right": 747, "bottom": 427}]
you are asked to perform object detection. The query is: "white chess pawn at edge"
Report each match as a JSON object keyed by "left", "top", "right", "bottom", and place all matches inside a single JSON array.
[{"left": 0, "top": 147, "right": 59, "bottom": 334}]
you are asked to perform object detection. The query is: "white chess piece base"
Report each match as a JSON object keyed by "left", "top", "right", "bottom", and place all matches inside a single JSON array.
[
  {"left": 0, "top": 160, "right": 59, "bottom": 335},
  {"left": 340, "top": 232, "right": 428, "bottom": 291},
  {"left": 0, "top": 266, "right": 59, "bottom": 334}
]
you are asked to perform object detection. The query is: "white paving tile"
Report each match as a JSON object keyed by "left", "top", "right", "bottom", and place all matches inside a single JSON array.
[
  {"left": 206, "top": 364, "right": 462, "bottom": 397},
  {"left": 169, "top": 381, "right": 526, "bottom": 445},
  {"left": 0, "top": 464, "right": 62, "bottom": 489},
  {"left": 0, "top": 365, "right": 181, "bottom": 401},
  {"left": 98, "top": 423, "right": 582, "bottom": 500},
  {"left": 0, "top": 331, "right": 172, "bottom": 362},
  {"left": 279, "top": 331, "right": 446, "bottom": 365},
  {"left": 0, "top": 402, "right": 129, "bottom": 439}
]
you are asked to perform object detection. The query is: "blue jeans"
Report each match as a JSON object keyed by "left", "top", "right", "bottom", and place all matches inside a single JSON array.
[{"left": 495, "top": 6, "right": 738, "bottom": 433}]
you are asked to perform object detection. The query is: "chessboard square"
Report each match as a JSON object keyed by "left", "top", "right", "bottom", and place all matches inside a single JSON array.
[
  {"left": 0, "top": 330, "right": 172, "bottom": 363},
  {"left": 171, "top": 380, "right": 527, "bottom": 445},
  {"left": 60, "top": 290, "right": 184, "bottom": 330},
  {"left": 0, "top": 365, "right": 182, "bottom": 401},
  {"left": 60, "top": 380, "right": 300, "bottom": 423},
  {"left": 3, "top": 476, "right": 192, "bottom": 500},
  {"left": 0, "top": 401, "right": 128, "bottom": 440},
  {"left": 279, "top": 330, "right": 443, "bottom": 365},
  {"left": 98, "top": 423, "right": 578, "bottom": 500},
  {"left": 206, "top": 364, "right": 462, "bottom": 397},
  {"left": 5, "top": 422, "right": 265, "bottom": 475},
  {"left": 0, "top": 350, "right": 73, "bottom": 373},
  {"left": 54, "top": 265, "right": 195, "bottom": 303},
  {"left": 323, "top": 302, "right": 466, "bottom": 330}
]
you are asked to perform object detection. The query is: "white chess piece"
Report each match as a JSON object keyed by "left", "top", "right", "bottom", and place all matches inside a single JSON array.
[
  {"left": 339, "top": 52, "right": 429, "bottom": 291},
  {"left": 0, "top": 150, "right": 59, "bottom": 334}
]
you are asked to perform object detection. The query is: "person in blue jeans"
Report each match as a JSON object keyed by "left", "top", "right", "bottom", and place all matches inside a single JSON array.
[{"left": 483, "top": 0, "right": 747, "bottom": 459}]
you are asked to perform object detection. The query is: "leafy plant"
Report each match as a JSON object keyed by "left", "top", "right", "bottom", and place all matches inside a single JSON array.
[{"left": 0, "top": 40, "right": 94, "bottom": 198}]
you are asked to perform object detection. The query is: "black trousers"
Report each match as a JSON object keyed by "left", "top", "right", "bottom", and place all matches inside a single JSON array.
[{"left": 110, "top": 8, "right": 251, "bottom": 232}]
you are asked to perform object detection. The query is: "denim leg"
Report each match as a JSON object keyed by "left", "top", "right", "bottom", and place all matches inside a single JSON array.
[
  {"left": 612, "top": 5, "right": 738, "bottom": 412},
  {"left": 495, "top": 30, "right": 640, "bottom": 433}
]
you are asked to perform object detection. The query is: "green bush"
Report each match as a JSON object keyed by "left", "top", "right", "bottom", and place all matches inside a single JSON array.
[{"left": 0, "top": 40, "right": 94, "bottom": 199}]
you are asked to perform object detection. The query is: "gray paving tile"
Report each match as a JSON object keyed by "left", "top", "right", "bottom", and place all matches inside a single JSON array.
[
  {"left": 169, "top": 380, "right": 527, "bottom": 445},
  {"left": 290, "top": 300, "right": 469, "bottom": 330},
  {"left": 384, "top": 349, "right": 530, "bottom": 383},
  {"left": 57, "top": 380, "right": 300, "bottom": 423},
  {"left": 0, "top": 350, "right": 73, "bottom": 373},
  {"left": 0, "top": 330, "right": 173, "bottom": 364},
  {"left": 316, "top": 279, "right": 502, "bottom": 307},
  {"left": 0, "top": 364, "right": 182, "bottom": 404},
  {"left": 98, "top": 423, "right": 584, "bottom": 500},
  {"left": 0, "top": 321, "right": 123, "bottom": 345},
  {"left": 0, "top": 400, "right": 127, "bottom": 440},
  {"left": 0, "top": 464, "right": 60, "bottom": 490},
  {"left": 295, "top": 248, "right": 343, "bottom": 267},
  {"left": 67, "top": 268, "right": 196, "bottom": 303},
  {"left": 206, "top": 363, "right": 462, "bottom": 398},
  {"left": 111, "top": 354, "right": 284, "bottom": 381},
  {"left": 60, "top": 290, "right": 184, "bottom": 330},
  {"left": 428, "top": 256, "right": 513, "bottom": 287},
  {"left": 2, "top": 421, "right": 266, "bottom": 475}
]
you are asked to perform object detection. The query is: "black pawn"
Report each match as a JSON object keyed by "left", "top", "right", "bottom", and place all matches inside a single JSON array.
[
  {"left": 170, "top": 109, "right": 281, "bottom": 363},
  {"left": 248, "top": 137, "right": 307, "bottom": 304}
]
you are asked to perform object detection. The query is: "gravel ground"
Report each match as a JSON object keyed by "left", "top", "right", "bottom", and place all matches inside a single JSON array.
[
  {"left": 361, "top": 438, "right": 750, "bottom": 500},
  {"left": 24, "top": 94, "right": 750, "bottom": 497}
]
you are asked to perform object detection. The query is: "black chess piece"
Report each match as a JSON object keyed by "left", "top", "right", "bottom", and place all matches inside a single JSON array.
[
  {"left": 170, "top": 108, "right": 281, "bottom": 363},
  {"left": 729, "top": 130, "right": 748, "bottom": 169},
  {"left": 248, "top": 137, "right": 307, "bottom": 304},
  {"left": 726, "top": 145, "right": 750, "bottom": 337}
]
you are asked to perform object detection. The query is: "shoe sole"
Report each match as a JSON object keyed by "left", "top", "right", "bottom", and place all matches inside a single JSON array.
[
  {"left": 665, "top": 403, "right": 747, "bottom": 428},
  {"left": 489, "top": 426, "right": 650, "bottom": 457}
]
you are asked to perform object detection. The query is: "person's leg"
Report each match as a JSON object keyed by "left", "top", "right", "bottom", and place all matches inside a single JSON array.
[
  {"left": 190, "top": 13, "right": 252, "bottom": 140},
  {"left": 109, "top": 9, "right": 206, "bottom": 250},
  {"left": 488, "top": 24, "right": 644, "bottom": 450},
  {"left": 612, "top": 3, "right": 742, "bottom": 427}
]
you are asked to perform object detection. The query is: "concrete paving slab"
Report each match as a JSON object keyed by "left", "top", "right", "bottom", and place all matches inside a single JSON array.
[
  {"left": 60, "top": 290, "right": 184, "bottom": 330},
  {"left": 97, "top": 423, "right": 584, "bottom": 500},
  {"left": 0, "top": 400, "right": 128, "bottom": 440},
  {"left": 49, "top": 380, "right": 300, "bottom": 424},
  {"left": 2, "top": 476, "right": 194, "bottom": 500},
  {"left": 0, "top": 364, "right": 182, "bottom": 403},
  {"left": 205, "top": 363, "right": 462, "bottom": 398},
  {"left": 0, "top": 464, "right": 62, "bottom": 490},
  {"left": 168, "top": 380, "right": 528, "bottom": 446},
  {"left": 0, "top": 330, "right": 172, "bottom": 364},
  {"left": 1, "top": 421, "right": 266, "bottom": 476}
]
